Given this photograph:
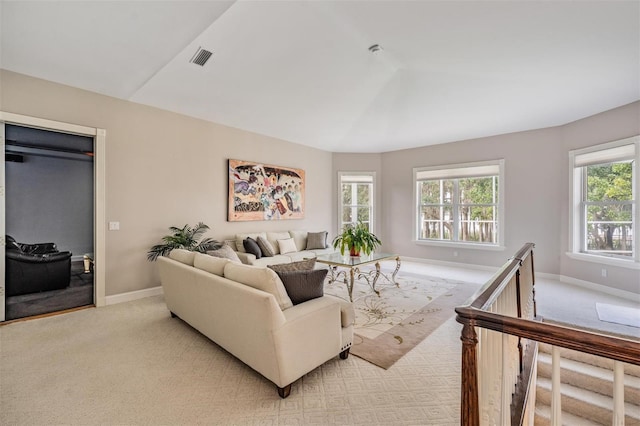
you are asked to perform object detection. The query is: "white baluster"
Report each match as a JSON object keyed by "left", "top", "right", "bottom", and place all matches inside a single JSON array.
[
  {"left": 551, "top": 346, "right": 562, "bottom": 425},
  {"left": 501, "top": 332, "right": 511, "bottom": 425},
  {"left": 613, "top": 361, "right": 625, "bottom": 426}
]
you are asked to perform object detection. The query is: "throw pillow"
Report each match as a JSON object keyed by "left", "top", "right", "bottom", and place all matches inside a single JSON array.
[
  {"left": 207, "top": 245, "right": 242, "bottom": 263},
  {"left": 223, "top": 262, "right": 293, "bottom": 310},
  {"left": 168, "top": 249, "right": 196, "bottom": 266},
  {"left": 306, "top": 231, "right": 328, "bottom": 250},
  {"left": 256, "top": 236, "right": 276, "bottom": 257},
  {"left": 289, "top": 230, "right": 308, "bottom": 252},
  {"left": 193, "top": 252, "right": 229, "bottom": 276},
  {"left": 243, "top": 237, "right": 262, "bottom": 259},
  {"left": 268, "top": 258, "right": 316, "bottom": 274},
  {"left": 276, "top": 269, "right": 328, "bottom": 305},
  {"left": 235, "top": 232, "right": 267, "bottom": 253},
  {"left": 278, "top": 238, "right": 298, "bottom": 254},
  {"left": 266, "top": 231, "right": 290, "bottom": 254}
]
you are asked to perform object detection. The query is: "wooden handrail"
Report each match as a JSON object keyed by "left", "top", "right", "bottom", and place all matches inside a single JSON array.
[
  {"left": 455, "top": 306, "right": 640, "bottom": 366},
  {"left": 455, "top": 242, "right": 640, "bottom": 426}
]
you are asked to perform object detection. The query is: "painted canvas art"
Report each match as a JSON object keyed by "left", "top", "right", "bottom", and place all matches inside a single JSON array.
[{"left": 228, "top": 159, "right": 305, "bottom": 221}]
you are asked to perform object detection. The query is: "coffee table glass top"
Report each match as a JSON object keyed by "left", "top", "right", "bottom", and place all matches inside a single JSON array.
[{"left": 315, "top": 252, "right": 398, "bottom": 267}]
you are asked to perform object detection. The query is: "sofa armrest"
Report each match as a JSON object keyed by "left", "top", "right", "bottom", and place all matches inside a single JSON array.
[
  {"left": 235, "top": 251, "right": 256, "bottom": 265},
  {"left": 273, "top": 296, "right": 342, "bottom": 386}
]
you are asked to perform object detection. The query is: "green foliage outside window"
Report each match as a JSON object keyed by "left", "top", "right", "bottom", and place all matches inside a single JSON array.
[{"left": 585, "top": 161, "right": 633, "bottom": 256}]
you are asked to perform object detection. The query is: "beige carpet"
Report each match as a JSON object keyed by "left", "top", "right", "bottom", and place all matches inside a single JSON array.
[
  {"left": 0, "top": 293, "right": 468, "bottom": 425},
  {"left": 324, "top": 271, "right": 479, "bottom": 369}
]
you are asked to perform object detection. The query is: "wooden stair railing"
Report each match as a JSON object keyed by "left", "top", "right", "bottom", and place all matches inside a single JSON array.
[{"left": 455, "top": 243, "right": 640, "bottom": 426}]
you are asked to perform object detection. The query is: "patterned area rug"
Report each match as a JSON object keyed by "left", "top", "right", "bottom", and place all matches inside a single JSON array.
[{"left": 324, "top": 270, "right": 479, "bottom": 369}]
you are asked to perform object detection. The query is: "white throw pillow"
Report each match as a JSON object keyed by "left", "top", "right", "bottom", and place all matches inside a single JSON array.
[
  {"left": 168, "top": 249, "right": 195, "bottom": 266},
  {"left": 193, "top": 252, "right": 229, "bottom": 276},
  {"left": 223, "top": 262, "right": 293, "bottom": 310},
  {"left": 266, "top": 231, "right": 291, "bottom": 255},
  {"left": 278, "top": 238, "right": 298, "bottom": 255},
  {"left": 288, "top": 230, "right": 308, "bottom": 252}
]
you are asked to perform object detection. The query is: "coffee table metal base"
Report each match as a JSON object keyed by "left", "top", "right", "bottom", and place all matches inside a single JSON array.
[{"left": 319, "top": 254, "right": 401, "bottom": 302}]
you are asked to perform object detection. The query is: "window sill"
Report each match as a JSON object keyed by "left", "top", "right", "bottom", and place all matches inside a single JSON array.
[
  {"left": 565, "top": 252, "right": 640, "bottom": 270},
  {"left": 415, "top": 240, "right": 505, "bottom": 251}
]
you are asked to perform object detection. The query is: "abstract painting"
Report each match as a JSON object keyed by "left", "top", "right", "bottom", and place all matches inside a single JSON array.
[{"left": 228, "top": 159, "right": 305, "bottom": 221}]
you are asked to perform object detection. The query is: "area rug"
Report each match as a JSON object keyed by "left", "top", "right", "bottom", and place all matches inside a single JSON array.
[
  {"left": 324, "top": 270, "right": 479, "bottom": 369},
  {"left": 596, "top": 303, "right": 640, "bottom": 328}
]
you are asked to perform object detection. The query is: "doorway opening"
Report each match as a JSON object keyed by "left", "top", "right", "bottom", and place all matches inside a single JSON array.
[{"left": 4, "top": 124, "right": 94, "bottom": 320}]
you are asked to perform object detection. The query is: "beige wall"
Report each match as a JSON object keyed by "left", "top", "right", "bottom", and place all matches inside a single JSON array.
[
  {"left": 559, "top": 102, "right": 640, "bottom": 293},
  {"left": 336, "top": 101, "right": 639, "bottom": 294},
  {"left": 3, "top": 69, "right": 638, "bottom": 297},
  {"left": 1, "top": 70, "right": 334, "bottom": 296}
]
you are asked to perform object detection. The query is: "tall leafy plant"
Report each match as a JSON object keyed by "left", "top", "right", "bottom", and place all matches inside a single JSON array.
[
  {"left": 332, "top": 221, "right": 381, "bottom": 256},
  {"left": 147, "top": 222, "right": 221, "bottom": 261}
]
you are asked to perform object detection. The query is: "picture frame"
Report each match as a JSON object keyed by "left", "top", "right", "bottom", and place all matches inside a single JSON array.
[{"left": 228, "top": 159, "right": 305, "bottom": 221}]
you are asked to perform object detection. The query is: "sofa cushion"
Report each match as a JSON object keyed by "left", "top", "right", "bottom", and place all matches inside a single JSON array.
[
  {"left": 256, "top": 236, "right": 276, "bottom": 257},
  {"left": 243, "top": 237, "right": 262, "bottom": 259},
  {"left": 276, "top": 269, "right": 328, "bottom": 305},
  {"left": 268, "top": 258, "right": 316, "bottom": 274},
  {"left": 235, "top": 232, "right": 267, "bottom": 253},
  {"left": 168, "top": 249, "right": 195, "bottom": 266},
  {"left": 207, "top": 245, "right": 242, "bottom": 263},
  {"left": 193, "top": 253, "right": 229, "bottom": 276},
  {"left": 223, "top": 262, "right": 293, "bottom": 310},
  {"left": 289, "top": 230, "right": 308, "bottom": 252},
  {"left": 249, "top": 255, "right": 292, "bottom": 267},
  {"left": 266, "top": 232, "right": 290, "bottom": 255},
  {"left": 278, "top": 238, "right": 298, "bottom": 255},
  {"left": 306, "top": 231, "right": 328, "bottom": 250}
]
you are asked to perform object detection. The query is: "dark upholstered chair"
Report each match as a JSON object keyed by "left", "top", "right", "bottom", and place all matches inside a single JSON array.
[{"left": 5, "top": 235, "right": 72, "bottom": 296}]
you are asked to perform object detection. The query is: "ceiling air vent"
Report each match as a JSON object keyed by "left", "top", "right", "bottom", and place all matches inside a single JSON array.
[{"left": 190, "top": 47, "right": 213, "bottom": 66}]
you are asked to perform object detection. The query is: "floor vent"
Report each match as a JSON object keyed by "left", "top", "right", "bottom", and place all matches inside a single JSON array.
[{"left": 190, "top": 47, "right": 213, "bottom": 66}]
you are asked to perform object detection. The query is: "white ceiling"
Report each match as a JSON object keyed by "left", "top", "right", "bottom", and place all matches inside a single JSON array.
[{"left": 1, "top": 1, "right": 639, "bottom": 153}]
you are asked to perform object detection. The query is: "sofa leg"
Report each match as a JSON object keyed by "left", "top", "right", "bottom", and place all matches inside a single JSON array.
[
  {"left": 277, "top": 384, "right": 292, "bottom": 399},
  {"left": 339, "top": 348, "right": 350, "bottom": 359}
]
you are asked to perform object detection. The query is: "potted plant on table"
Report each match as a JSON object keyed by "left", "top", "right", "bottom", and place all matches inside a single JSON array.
[
  {"left": 147, "top": 222, "right": 221, "bottom": 261},
  {"left": 332, "top": 221, "right": 382, "bottom": 257}
]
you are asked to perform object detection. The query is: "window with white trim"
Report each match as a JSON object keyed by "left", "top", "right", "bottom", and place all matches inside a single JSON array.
[
  {"left": 338, "top": 172, "right": 375, "bottom": 233},
  {"left": 414, "top": 160, "right": 504, "bottom": 246},
  {"left": 570, "top": 137, "right": 638, "bottom": 262}
]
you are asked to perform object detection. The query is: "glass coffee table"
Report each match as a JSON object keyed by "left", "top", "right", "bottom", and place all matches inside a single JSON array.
[{"left": 315, "top": 252, "right": 401, "bottom": 302}]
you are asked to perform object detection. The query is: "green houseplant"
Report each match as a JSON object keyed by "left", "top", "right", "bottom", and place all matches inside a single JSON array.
[
  {"left": 147, "top": 222, "right": 221, "bottom": 261},
  {"left": 332, "top": 221, "right": 382, "bottom": 256}
]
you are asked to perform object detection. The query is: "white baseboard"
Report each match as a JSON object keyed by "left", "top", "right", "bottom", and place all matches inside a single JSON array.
[
  {"left": 404, "top": 257, "right": 639, "bottom": 300},
  {"left": 536, "top": 272, "right": 640, "bottom": 301},
  {"left": 402, "top": 256, "right": 499, "bottom": 272},
  {"left": 105, "top": 286, "right": 163, "bottom": 306}
]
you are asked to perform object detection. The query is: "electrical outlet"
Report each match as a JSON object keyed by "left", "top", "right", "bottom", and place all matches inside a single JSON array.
[
  {"left": 109, "top": 221, "right": 120, "bottom": 231},
  {"left": 601, "top": 268, "right": 607, "bottom": 278}
]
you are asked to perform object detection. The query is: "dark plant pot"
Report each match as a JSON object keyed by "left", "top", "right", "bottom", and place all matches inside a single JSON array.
[{"left": 349, "top": 247, "right": 360, "bottom": 257}]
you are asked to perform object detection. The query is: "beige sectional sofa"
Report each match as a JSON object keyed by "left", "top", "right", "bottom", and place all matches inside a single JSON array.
[
  {"left": 158, "top": 249, "right": 354, "bottom": 398},
  {"left": 229, "top": 230, "right": 335, "bottom": 267}
]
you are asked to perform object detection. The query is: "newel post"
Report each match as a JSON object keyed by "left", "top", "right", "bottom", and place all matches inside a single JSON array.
[{"left": 460, "top": 322, "right": 479, "bottom": 426}]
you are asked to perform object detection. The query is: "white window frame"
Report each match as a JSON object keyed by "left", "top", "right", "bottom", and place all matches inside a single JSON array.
[
  {"left": 413, "top": 159, "right": 505, "bottom": 250},
  {"left": 567, "top": 135, "right": 640, "bottom": 269},
  {"left": 337, "top": 171, "right": 376, "bottom": 234}
]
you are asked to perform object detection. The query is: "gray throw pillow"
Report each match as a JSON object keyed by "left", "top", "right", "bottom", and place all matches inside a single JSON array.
[
  {"left": 256, "top": 236, "right": 276, "bottom": 257},
  {"left": 243, "top": 237, "right": 262, "bottom": 259},
  {"left": 276, "top": 269, "right": 328, "bottom": 305},
  {"left": 207, "top": 245, "right": 242, "bottom": 263},
  {"left": 306, "top": 231, "right": 328, "bottom": 249},
  {"left": 268, "top": 258, "right": 316, "bottom": 274}
]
